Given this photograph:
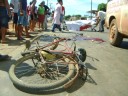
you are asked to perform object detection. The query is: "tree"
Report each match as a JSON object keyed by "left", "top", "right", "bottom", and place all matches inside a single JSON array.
[
  {"left": 65, "top": 15, "right": 71, "bottom": 20},
  {"left": 97, "top": 3, "right": 107, "bottom": 12},
  {"left": 75, "top": 15, "right": 81, "bottom": 19}
]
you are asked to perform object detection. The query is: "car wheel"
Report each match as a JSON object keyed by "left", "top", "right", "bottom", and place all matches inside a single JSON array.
[{"left": 109, "top": 19, "right": 123, "bottom": 46}]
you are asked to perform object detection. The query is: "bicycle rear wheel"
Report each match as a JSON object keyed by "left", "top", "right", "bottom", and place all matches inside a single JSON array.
[{"left": 9, "top": 53, "right": 75, "bottom": 93}]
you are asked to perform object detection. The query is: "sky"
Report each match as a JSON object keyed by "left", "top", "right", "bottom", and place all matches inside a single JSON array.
[{"left": 8, "top": 0, "right": 107, "bottom": 16}]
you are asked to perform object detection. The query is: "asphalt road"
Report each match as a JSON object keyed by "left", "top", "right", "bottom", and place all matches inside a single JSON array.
[{"left": 0, "top": 28, "right": 128, "bottom": 96}]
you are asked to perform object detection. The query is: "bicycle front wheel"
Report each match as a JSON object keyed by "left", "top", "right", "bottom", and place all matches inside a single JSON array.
[{"left": 9, "top": 53, "right": 75, "bottom": 93}]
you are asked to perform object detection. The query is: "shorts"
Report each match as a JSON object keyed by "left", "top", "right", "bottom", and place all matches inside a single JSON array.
[
  {"left": 38, "top": 14, "right": 44, "bottom": 23},
  {"left": 30, "top": 13, "right": 37, "bottom": 20},
  {"left": 17, "top": 10, "right": 28, "bottom": 26},
  {"left": 13, "top": 13, "right": 18, "bottom": 24},
  {"left": 0, "top": 6, "right": 9, "bottom": 28}
]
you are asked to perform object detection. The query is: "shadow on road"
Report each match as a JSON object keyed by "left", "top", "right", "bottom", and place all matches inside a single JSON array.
[
  {"left": 86, "top": 63, "right": 97, "bottom": 70},
  {"left": 0, "top": 58, "right": 16, "bottom": 72},
  {"left": 120, "top": 41, "right": 128, "bottom": 49}
]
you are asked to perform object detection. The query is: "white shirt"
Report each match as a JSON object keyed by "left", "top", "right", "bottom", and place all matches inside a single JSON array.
[
  {"left": 10, "top": 0, "right": 19, "bottom": 13},
  {"left": 53, "top": 3, "right": 63, "bottom": 24},
  {"left": 97, "top": 11, "right": 106, "bottom": 20}
]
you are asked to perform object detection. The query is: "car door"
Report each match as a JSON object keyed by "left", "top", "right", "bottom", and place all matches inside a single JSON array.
[{"left": 120, "top": 0, "right": 128, "bottom": 34}]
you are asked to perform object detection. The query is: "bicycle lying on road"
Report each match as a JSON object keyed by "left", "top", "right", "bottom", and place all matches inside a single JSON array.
[{"left": 9, "top": 34, "right": 88, "bottom": 93}]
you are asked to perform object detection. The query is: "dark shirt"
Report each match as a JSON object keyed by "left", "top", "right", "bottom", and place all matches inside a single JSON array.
[
  {"left": 19, "top": 0, "right": 27, "bottom": 11},
  {"left": 44, "top": 5, "right": 49, "bottom": 14}
]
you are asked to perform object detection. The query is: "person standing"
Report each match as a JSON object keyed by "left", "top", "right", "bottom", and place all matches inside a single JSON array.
[
  {"left": 51, "top": 0, "right": 63, "bottom": 32},
  {"left": 17, "top": 0, "right": 36, "bottom": 40},
  {"left": 37, "top": 2, "right": 45, "bottom": 31},
  {"left": 10, "top": 0, "right": 19, "bottom": 37},
  {"left": 27, "top": 1, "right": 37, "bottom": 32},
  {"left": 96, "top": 10, "right": 106, "bottom": 32},
  {"left": 0, "top": 0, "right": 11, "bottom": 60},
  {"left": 42, "top": 1, "right": 49, "bottom": 31},
  {"left": 0, "top": 0, "right": 11, "bottom": 43}
]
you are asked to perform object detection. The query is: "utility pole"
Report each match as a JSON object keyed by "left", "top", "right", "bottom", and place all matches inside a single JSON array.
[
  {"left": 91, "top": 0, "right": 92, "bottom": 19},
  {"left": 47, "top": 0, "right": 48, "bottom": 6}
]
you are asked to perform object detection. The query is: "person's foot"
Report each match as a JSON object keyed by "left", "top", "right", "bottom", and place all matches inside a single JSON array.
[
  {"left": 44, "top": 28, "right": 47, "bottom": 31},
  {"left": 60, "top": 30, "right": 63, "bottom": 32},
  {"left": 101, "top": 30, "right": 104, "bottom": 32},
  {"left": 17, "top": 37, "right": 25, "bottom": 40},
  {"left": 0, "top": 54, "right": 10, "bottom": 61},
  {"left": 51, "top": 30, "right": 54, "bottom": 32},
  {"left": 1, "top": 40, "right": 8, "bottom": 44},
  {"left": 26, "top": 35, "right": 33, "bottom": 38},
  {"left": 97, "top": 30, "right": 104, "bottom": 32}
]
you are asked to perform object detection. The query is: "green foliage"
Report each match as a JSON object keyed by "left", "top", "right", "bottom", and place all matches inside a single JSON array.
[
  {"left": 98, "top": 3, "right": 107, "bottom": 11},
  {"left": 65, "top": 15, "right": 81, "bottom": 20},
  {"left": 75, "top": 15, "right": 81, "bottom": 19},
  {"left": 65, "top": 15, "right": 71, "bottom": 20}
]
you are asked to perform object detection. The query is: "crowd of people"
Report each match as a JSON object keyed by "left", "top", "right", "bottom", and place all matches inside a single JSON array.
[
  {"left": 0, "top": 0, "right": 106, "bottom": 61},
  {"left": 0, "top": 0, "right": 65, "bottom": 61}
]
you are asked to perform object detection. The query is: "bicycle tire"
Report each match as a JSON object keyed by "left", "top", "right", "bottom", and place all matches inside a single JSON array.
[{"left": 9, "top": 53, "right": 75, "bottom": 93}]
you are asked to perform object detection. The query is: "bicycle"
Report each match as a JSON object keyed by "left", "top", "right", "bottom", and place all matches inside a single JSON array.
[{"left": 9, "top": 34, "right": 88, "bottom": 93}]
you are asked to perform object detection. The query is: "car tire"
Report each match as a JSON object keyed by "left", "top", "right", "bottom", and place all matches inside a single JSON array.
[{"left": 109, "top": 19, "right": 123, "bottom": 46}]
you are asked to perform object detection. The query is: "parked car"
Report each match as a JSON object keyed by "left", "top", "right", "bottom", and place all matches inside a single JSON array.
[{"left": 105, "top": 0, "right": 128, "bottom": 46}]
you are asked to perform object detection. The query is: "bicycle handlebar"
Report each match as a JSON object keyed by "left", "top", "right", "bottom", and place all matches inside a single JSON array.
[{"left": 40, "top": 38, "right": 66, "bottom": 49}]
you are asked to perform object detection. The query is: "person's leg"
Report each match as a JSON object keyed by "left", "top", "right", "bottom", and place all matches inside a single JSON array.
[
  {"left": 101, "top": 20, "right": 105, "bottom": 32},
  {"left": 52, "top": 24, "right": 57, "bottom": 32},
  {"left": 17, "top": 24, "right": 23, "bottom": 39},
  {"left": 38, "top": 14, "right": 40, "bottom": 30},
  {"left": 0, "top": 19, "right": 1, "bottom": 40},
  {"left": 38, "top": 22, "right": 41, "bottom": 30},
  {"left": 31, "top": 20, "right": 35, "bottom": 31},
  {"left": 25, "top": 26, "right": 30, "bottom": 38},
  {"left": 0, "top": 28, "right": 1, "bottom": 40},
  {"left": 43, "top": 15, "right": 47, "bottom": 30},
  {"left": 41, "top": 15, "right": 45, "bottom": 30},
  {"left": 1, "top": 27, "right": 6, "bottom": 43},
  {"left": 34, "top": 14, "right": 37, "bottom": 28},
  {"left": 98, "top": 20, "right": 102, "bottom": 32},
  {"left": 13, "top": 13, "right": 18, "bottom": 36},
  {"left": 31, "top": 14, "right": 36, "bottom": 31},
  {"left": 15, "top": 24, "right": 18, "bottom": 36},
  {"left": 0, "top": 7, "right": 8, "bottom": 43},
  {"left": 56, "top": 24, "right": 61, "bottom": 31},
  {"left": 58, "top": 24, "right": 62, "bottom": 32},
  {"left": 23, "top": 11, "right": 30, "bottom": 38},
  {"left": 0, "top": 17, "right": 8, "bottom": 43},
  {"left": 29, "top": 14, "right": 33, "bottom": 31},
  {"left": 17, "top": 10, "right": 24, "bottom": 40}
]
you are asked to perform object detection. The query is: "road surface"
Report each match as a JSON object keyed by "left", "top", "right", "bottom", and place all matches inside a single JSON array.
[{"left": 0, "top": 29, "right": 128, "bottom": 96}]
